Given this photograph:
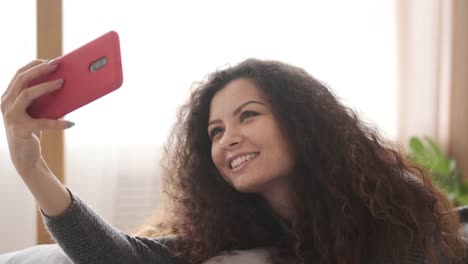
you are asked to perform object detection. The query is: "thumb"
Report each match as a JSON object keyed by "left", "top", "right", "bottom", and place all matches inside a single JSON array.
[{"left": 33, "top": 118, "right": 75, "bottom": 131}]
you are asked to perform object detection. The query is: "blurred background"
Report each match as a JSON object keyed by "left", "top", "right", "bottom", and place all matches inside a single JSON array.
[{"left": 0, "top": 0, "right": 466, "bottom": 254}]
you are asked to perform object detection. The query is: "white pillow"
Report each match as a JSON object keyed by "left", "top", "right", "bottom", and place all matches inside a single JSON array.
[
  {"left": 0, "top": 245, "right": 272, "bottom": 264},
  {"left": 203, "top": 248, "right": 271, "bottom": 264},
  {"left": 0, "top": 244, "right": 72, "bottom": 264}
]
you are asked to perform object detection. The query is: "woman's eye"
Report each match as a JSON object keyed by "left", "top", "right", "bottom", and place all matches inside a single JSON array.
[
  {"left": 240, "top": 111, "right": 258, "bottom": 121},
  {"left": 209, "top": 127, "right": 223, "bottom": 140}
]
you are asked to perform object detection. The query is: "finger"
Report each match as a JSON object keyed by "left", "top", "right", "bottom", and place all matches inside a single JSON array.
[
  {"left": 6, "top": 61, "right": 60, "bottom": 102},
  {"left": 2, "top": 60, "right": 45, "bottom": 101},
  {"left": 31, "top": 118, "right": 75, "bottom": 132},
  {"left": 6, "top": 60, "right": 45, "bottom": 91},
  {"left": 13, "top": 79, "right": 64, "bottom": 111}
]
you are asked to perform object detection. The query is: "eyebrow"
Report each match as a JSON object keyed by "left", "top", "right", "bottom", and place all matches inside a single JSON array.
[{"left": 208, "top": 100, "right": 265, "bottom": 127}]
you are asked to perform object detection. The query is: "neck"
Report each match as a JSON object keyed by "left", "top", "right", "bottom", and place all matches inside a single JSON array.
[{"left": 260, "top": 177, "right": 295, "bottom": 222}]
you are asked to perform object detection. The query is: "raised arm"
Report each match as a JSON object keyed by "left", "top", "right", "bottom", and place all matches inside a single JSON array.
[
  {"left": 1, "top": 60, "right": 184, "bottom": 264},
  {"left": 1, "top": 59, "right": 73, "bottom": 217}
]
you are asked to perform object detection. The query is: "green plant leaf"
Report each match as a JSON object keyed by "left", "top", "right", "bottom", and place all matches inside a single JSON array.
[
  {"left": 449, "top": 159, "right": 457, "bottom": 174},
  {"left": 456, "top": 193, "right": 468, "bottom": 206},
  {"left": 408, "top": 135, "right": 465, "bottom": 206},
  {"left": 409, "top": 137, "right": 425, "bottom": 156},
  {"left": 424, "top": 137, "right": 451, "bottom": 176},
  {"left": 409, "top": 137, "right": 432, "bottom": 168},
  {"left": 459, "top": 181, "right": 468, "bottom": 195}
]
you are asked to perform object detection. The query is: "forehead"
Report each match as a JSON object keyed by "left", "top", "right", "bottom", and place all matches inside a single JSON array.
[{"left": 209, "top": 78, "right": 266, "bottom": 118}]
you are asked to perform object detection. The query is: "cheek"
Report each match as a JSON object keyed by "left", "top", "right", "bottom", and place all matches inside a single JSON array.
[
  {"left": 211, "top": 147, "right": 233, "bottom": 184},
  {"left": 211, "top": 146, "right": 224, "bottom": 171},
  {"left": 268, "top": 126, "right": 295, "bottom": 168}
]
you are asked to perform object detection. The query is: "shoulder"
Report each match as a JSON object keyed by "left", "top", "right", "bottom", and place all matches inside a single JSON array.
[
  {"left": 132, "top": 235, "right": 188, "bottom": 264},
  {"left": 147, "top": 237, "right": 273, "bottom": 264}
]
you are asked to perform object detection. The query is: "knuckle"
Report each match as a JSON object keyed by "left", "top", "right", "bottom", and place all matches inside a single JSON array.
[
  {"left": 41, "top": 119, "right": 57, "bottom": 129},
  {"left": 15, "top": 67, "right": 24, "bottom": 76},
  {"left": 42, "top": 119, "right": 52, "bottom": 126},
  {"left": 0, "top": 101, "right": 6, "bottom": 114},
  {"left": 37, "top": 119, "right": 47, "bottom": 127},
  {"left": 1, "top": 101, "right": 12, "bottom": 117},
  {"left": 15, "top": 72, "right": 27, "bottom": 84},
  {"left": 19, "top": 89, "right": 33, "bottom": 102},
  {"left": 3, "top": 109, "right": 14, "bottom": 122},
  {"left": 17, "top": 60, "right": 42, "bottom": 75}
]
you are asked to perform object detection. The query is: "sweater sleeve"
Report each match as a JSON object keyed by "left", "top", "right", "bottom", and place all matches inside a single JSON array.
[{"left": 41, "top": 188, "right": 185, "bottom": 264}]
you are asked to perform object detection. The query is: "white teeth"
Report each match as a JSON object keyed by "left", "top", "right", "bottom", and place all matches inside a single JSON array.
[{"left": 230, "top": 152, "right": 259, "bottom": 169}]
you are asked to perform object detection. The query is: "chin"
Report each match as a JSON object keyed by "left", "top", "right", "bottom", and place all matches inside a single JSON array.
[
  {"left": 233, "top": 185, "right": 260, "bottom": 193},
  {"left": 230, "top": 178, "right": 270, "bottom": 194}
]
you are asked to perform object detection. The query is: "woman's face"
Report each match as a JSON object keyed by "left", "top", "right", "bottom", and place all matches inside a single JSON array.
[{"left": 209, "top": 78, "right": 295, "bottom": 193}]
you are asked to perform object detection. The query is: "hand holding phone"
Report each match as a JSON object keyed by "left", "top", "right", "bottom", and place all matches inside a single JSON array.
[{"left": 27, "top": 31, "right": 124, "bottom": 119}]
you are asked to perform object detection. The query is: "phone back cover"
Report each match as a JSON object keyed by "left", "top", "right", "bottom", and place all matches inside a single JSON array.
[{"left": 27, "top": 31, "right": 123, "bottom": 119}]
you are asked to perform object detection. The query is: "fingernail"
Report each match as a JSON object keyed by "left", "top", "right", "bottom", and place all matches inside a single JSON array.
[
  {"left": 66, "top": 121, "right": 75, "bottom": 128},
  {"left": 53, "top": 79, "right": 64, "bottom": 87},
  {"left": 48, "top": 59, "right": 60, "bottom": 65}
]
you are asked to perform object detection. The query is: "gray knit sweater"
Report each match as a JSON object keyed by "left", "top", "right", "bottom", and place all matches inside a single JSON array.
[
  {"left": 42, "top": 189, "right": 454, "bottom": 264},
  {"left": 43, "top": 190, "right": 186, "bottom": 264}
]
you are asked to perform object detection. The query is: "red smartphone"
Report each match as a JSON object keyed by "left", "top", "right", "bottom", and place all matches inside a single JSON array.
[{"left": 27, "top": 31, "right": 123, "bottom": 119}]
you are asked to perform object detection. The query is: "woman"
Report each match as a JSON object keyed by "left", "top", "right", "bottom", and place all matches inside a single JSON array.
[{"left": 1, "top": 58, "right": 465, "bottom": 263}]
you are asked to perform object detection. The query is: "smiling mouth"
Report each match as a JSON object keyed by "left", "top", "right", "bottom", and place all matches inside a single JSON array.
[{"left": 229, "top": 152, "right": 260, "bottom": 170}]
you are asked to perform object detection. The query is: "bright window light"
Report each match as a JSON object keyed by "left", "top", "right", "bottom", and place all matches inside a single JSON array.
[
  {"left": 63, "top": 0, "right": 397, "bottom": 146},
  {"left": 0, "top": 3, "right": 36, "bottom": 147}
]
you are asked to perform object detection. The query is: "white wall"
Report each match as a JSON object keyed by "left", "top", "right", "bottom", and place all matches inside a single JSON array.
[{"left": 0, "top": 2, "right": 37, "bottom": 253}]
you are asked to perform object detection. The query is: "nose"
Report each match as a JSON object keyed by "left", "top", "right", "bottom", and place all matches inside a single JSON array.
[{"left": 221, "top": 127, "right": 241, "bottom": 150}]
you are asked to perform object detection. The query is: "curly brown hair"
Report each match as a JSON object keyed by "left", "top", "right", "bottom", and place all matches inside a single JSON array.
[{"left": 138, "top": 59, "right": 465, "bottom": 263}]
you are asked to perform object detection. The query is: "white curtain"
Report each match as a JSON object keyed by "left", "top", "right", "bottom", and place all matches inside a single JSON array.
[{"left": 396, "top": 0, "right": 455, "bottom": 151}]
